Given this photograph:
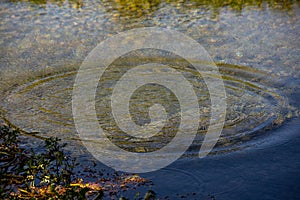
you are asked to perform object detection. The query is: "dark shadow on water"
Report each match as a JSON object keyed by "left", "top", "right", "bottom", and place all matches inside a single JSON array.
[{"left": 141, "top": 116, "right": 300, "bottom": 199}]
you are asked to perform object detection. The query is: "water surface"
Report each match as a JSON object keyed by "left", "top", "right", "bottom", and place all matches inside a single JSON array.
[{"left": 0, "top": 0, "right": 299, "bottom": 198}]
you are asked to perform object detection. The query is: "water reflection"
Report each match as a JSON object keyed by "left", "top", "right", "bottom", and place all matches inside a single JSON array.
[
  {"left": 9, "top": 0, "right": 84, "bottom": 8},
  {"left": 1, "top": 0, "right": 299, "bottom": 198},
  {"left": 8, "top": 0, "right": 300, "bottom": 18},
  {"left": 1, "top": 0, "right": 299, "bottom": 156}
]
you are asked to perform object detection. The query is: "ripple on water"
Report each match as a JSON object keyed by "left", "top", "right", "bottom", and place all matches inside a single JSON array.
[{"left": 1, "top": 62, "right": 297, "bottom": 158}]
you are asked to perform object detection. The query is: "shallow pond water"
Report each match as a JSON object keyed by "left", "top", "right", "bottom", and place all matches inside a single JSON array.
[{"left": 0, "top": 0, "right": 300, "bottom": 199}]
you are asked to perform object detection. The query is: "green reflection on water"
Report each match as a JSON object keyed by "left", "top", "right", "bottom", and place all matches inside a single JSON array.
[
  {"left": 8, "top": 0, "right": 299, "bottom": 17},
  {"left": 9, "top": 0, "right": 84, "bottom": 8}
]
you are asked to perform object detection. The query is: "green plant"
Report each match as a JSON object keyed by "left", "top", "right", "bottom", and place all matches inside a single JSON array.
[
  {"left": 0, "top": 125, "right": 103, "bottom": 199},
  {"left": 0, "top": 124, "right": 155, "bottom": 199}
]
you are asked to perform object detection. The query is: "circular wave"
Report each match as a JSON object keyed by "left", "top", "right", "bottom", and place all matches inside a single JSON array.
[{"left": 1, "top": 62, "right": 296, "bottom": 157}]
